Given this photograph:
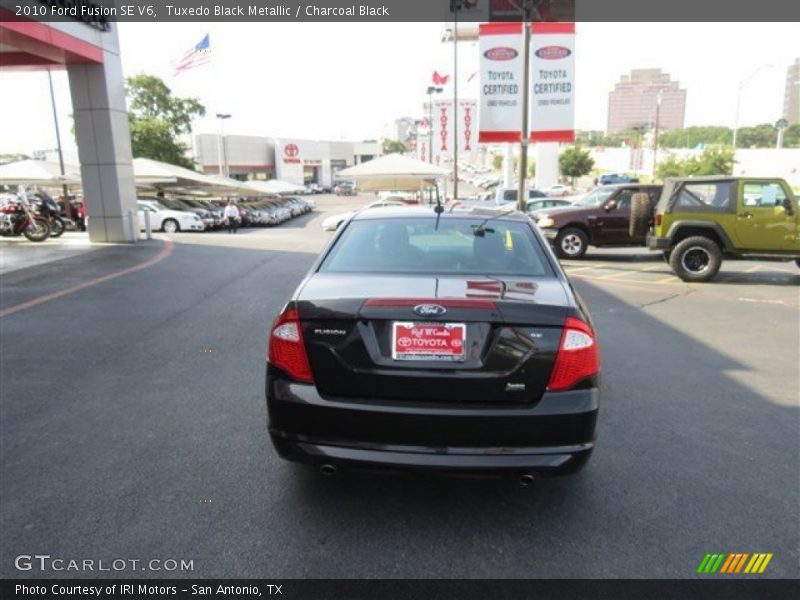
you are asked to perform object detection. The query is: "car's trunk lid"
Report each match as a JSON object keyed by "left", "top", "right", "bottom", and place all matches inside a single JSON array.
[{"left": 296, "top": 274, "right": 569, "bottom": 404}]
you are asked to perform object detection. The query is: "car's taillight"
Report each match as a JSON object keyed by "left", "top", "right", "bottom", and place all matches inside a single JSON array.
[
  {"left": 547, "top": 317, "right": 600, "bottom": 391},
  {"left": 268, "top": 307, "right": 313, "bottom": 383},
  {"left": 655, "top": 213, "right": 662, "bottom": 226}
]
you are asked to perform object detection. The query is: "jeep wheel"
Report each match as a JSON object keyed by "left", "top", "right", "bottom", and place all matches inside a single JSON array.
[
  {"left": 669, "top": 236, "right": 722, "bottom": 282},
  {"left": 662, "top": 251, "right": 671, "bottom": 263},
  {"left": 795, "top": 259, "right": 800, "bottom": 269},
  {"left": 629, "top": 192, "right": 651, "bottom": 239},
  {"left": 555, "top": 228, "right": 588, "bottom": 259}
]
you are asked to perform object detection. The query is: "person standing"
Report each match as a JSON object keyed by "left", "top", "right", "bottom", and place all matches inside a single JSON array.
[{"left": 223, "top": 200, "right": 240, "bottom": 234}]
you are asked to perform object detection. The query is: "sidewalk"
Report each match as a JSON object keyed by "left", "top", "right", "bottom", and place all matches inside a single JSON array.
[{"left": 0, "top": 232, "right": 99, "bottom": 275}]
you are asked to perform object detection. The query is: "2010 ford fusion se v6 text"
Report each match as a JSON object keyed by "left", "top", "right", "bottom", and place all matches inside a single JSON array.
[{"left": 265, "top": 206, "right": 600, "bottom": 479}]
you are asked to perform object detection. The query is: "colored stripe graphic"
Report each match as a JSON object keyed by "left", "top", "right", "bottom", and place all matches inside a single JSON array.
[{"left": 699, "top": 552, "right": 773, "bottom": 575}]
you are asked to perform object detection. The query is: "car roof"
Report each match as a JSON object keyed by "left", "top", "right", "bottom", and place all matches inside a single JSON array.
[{"left": 351, "top": 206, "right": 532, "bottom": 222}]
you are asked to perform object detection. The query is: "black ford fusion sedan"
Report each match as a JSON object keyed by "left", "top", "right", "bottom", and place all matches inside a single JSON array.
[{"left": 266, "top": 207, "right": 600, "bottom": 478}]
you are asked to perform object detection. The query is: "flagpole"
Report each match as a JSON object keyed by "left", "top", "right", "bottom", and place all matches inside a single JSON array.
[{"left": 455, "top": 21, "right": 462, "bottom": 201}]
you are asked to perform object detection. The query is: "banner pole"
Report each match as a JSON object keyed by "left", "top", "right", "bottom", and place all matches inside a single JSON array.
[{"left": 517, "top": 15, "right": 531, "bottom": 212}]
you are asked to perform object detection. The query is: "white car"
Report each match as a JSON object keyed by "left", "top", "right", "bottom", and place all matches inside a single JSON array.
[
  {"left": 544, "top": 184, "right": 574, "bottom": 197},
  {"left": 137, "top": 200, "right": 204, "bottom": 233},
  {"left": 321, "top": 199, "right": 406, "bottom": 231}
]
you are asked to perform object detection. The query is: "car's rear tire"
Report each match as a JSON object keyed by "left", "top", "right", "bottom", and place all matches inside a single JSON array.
[
  {"left": 162, "top": 219, "right": 179, "bottom": 233},
  {"left": 669, "top": 236, "right": 722, "bottom": 282},
  {"left": 795, "top": 259, "right": 800, "bottom": 268},
  {"left": 555, "top": 227, "right": 588, "bottom": 259},
  {"left": 628, "top": 192, "right": 651, "bottom": 239}
]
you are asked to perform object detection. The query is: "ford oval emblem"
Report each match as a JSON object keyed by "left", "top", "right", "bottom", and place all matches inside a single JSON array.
[
  {"left": 412, "top": 304, "right": 447, "bottom": 317},
  {"left": 484, "top": 47, "right": 518, "bottom": 61},
  {"left": 535, "top": 46, "right": 571, "bottom": 60}
]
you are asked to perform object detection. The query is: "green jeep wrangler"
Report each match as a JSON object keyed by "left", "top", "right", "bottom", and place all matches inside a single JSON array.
[{"left": 642, "top": 176, "right": 800, "bottom": 282}]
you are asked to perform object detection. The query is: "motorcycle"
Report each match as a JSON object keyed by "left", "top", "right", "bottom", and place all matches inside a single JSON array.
[
  {"left": 0, "top": 197, "right": 51, "bottom": 242},
  {"left": 31, "top": 194, "right": 67, "bottom": 238}
]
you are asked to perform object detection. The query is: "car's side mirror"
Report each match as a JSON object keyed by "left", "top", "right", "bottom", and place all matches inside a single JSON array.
[
  {"left": 604, "top": 201, "right": 616, "bottom": 211},
  {"left": 782, "top": 197, "right": 794, "bottom": 215}
]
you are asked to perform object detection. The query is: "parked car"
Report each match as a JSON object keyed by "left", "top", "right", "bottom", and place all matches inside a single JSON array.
[
  {"left": 525, "top": 198, "right": 574, "bottom": 213},
  {"left": 334, "top": 181, "right": 357, "bottom": 196},
  {"left": 266, "top": 206, "right": 600, "bottom": 478},
  {"left": 321, "top": 199, "right": 406, "bottom": 231},
  {"left": 533, "top": 184, "right": 663, "bottom": 258},
  {"left": 645, "top": 176, "right": 800, "bottom": 282},
  {"left": 544, "top": 184, "right": 575, "bottom": 197},
  {"left": 136, "top": 200, "right": 204, "bottom": 233},
  {"left": 597, "top": 173, "right": 639, "bottom": 185},
  {"left": 494, "top": 187, "right": 548, "bottom": 205},
  {"left": 306, "top": 183, "right": 324, "bottom": 194}
]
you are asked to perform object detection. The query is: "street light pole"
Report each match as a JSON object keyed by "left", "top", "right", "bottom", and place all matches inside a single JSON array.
[
  {"left": 652, "top": 90, "right": 662, "bottom": 180},
  {"left": 732, "top": 64, "right": 773, "bottom": 148},
  {"left": 215, "top": 113, "right": 231, "bottom": 177},
  {"left": 47, "top": 68, "right": 72, "bottom": 221}
]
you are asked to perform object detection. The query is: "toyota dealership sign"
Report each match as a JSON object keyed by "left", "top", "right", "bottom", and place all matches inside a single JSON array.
[{"left": 478, "top": 22, "right": 575, "bottom": 144}]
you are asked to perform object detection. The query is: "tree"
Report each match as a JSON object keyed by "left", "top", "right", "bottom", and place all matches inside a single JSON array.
[
  {"left": 382, "top": 139, "right": 407, "bottom": 154},
  {"left": 688, "top": 146, "right": 735, "bottom": 176},
  {"left": 654, "top": 146, "right": 735, "bottom": 181},
  {"left": 492, "top": 154, "right": 503, "bottom": 171},
  {"left": 559, "top": 146, "right": 594, "bottom": 185},
  {"left": 126, "top": 74, "right": 205, "bottom": 169},
  {"left": 654, "top": 153, "right": 686, "bottom": 180}
]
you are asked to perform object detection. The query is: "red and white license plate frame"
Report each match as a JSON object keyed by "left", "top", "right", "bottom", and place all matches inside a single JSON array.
[{"left": 391, "top": 322, "right": 467, "bottom": 362}]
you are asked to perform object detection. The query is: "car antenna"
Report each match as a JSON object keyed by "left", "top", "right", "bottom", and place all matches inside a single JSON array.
[{"left": 433, "top": 182, "right": 444, "bottom": 231}]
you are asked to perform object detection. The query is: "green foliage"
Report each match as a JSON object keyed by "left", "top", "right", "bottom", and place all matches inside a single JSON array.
[
  {"left": 126, "top": 74, "right": 205, "bottom": 169},
  {"left": 527, "top": 159, "right": 536, "bottom": 179},
  {"left": 382, "top": 139, "right": 407, "bottom": 154},
  {"left": 559, "top": 146, "right": 594, "bottom": 184},
  {"left": 659, "top": 126, "right": 732, "bottom": 148},
  {"left": 0, "top": 152, "right": 30, "bottom": 164},
  {"left": 654, "top": 153, "right": 686, "bottom": 180},
  {"left": 655, "top": 146, "right": 735, "bottom": 181},
  {"left": 492, "top": 154, "right": 503, "bottom": 171}
]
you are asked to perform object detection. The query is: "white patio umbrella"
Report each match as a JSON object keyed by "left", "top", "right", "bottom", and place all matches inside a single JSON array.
[
  {"left": 244, "top": 180, "right": 305, "bottom": 195},
  {"left": 0, "top": 159, "right": 81, "bottom": 186},
  {"left": 335, "top": 154, "right": 448, "bottom": 192}
]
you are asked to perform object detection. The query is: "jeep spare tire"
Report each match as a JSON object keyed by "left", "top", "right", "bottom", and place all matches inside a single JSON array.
[
  {"left": 669, "top": 236, "right": 722, "bottom": 282},
  {"left": 555, "top": 227, "right": 588, "bottom": 259},
  {"left": 629, "top": 192, "right": 651, "bottom": 239}
]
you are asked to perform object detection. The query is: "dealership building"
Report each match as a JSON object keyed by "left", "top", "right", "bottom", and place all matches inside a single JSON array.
[
  {"left": 1, "top": 1, "right": 137, "bottom": 242},
  {"left": 194, "top": 134, "right": 381, "bottom": 187}
]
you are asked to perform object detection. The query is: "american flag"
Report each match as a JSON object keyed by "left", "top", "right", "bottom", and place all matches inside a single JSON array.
[{"left": 172, "top": 34, "right": 211, "bottom": 75}]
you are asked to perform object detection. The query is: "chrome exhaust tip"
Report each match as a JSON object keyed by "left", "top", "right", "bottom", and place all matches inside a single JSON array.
[
  {"left": 319, "top": 464, "right": 338, "bottom": 476},
  {"left": 518, "top": 474, "right": 535, "bottom": 487}
]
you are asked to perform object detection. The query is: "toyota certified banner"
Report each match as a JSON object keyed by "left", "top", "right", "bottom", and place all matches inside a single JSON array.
[
  {"left": 529, "top": 22, "right": 575, "bottom": 142},
  {"left": 478, "top": 22, "right": 524, "bottom": 143}
]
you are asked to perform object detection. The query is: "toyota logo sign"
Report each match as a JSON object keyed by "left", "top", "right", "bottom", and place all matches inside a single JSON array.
[{"left": 284, "top": 144, "right": 299, "bottom": 157}]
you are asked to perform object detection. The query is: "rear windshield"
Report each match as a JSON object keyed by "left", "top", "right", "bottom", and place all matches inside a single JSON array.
[{"left": 320, "top": 217, "right": 554, "bottom": 277}]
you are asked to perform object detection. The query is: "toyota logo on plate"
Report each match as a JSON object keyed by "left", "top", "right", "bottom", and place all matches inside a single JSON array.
[
  {"left": 412, "top": 304, "right": 446, "bottom": 317},
  {"left": 284, "top": 144, "right": 299, "bottom": 157}
]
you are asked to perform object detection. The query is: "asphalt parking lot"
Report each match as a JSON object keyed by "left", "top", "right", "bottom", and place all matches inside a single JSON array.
[{"left": 1, "top": 194, "right": 798, "bottom": 579}]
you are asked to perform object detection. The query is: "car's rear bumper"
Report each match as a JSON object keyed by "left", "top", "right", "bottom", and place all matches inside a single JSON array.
[
  {"left": 266, "top": 369, "right": 598, "bottom": 476},
  {"left": 647, "top": 233, "right": 670, "bottom": 250}
]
